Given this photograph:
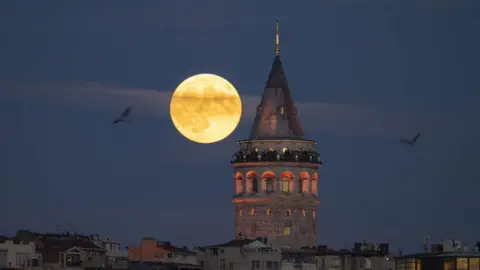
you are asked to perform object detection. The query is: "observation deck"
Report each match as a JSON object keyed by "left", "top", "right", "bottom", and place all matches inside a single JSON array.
[{"left": 231, "top": 148, "right": 322, "bottom": 166}]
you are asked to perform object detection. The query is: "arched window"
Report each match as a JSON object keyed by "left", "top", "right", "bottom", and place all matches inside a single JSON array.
[
  {"left": 280, "top": 171, "right": 294, "bottom": 193},
  {"left": 266, "top": 208, "right": 272, "bottom": 216},
  {"left": 251, "top": 208, "right": 255, "bottom": 216},
  {"left": 239, "top": 209, "right": 243, "bottom": 216},
  {"left": 299, "top": 172, "right": 310, "bottom": 193},
  {"left": 246, "top": 171, "right": 258, "bottom": 193},
  {"left": 312, "top": 173, "right": 318, "bottom": 195},
  {"left": 281, "top": 179, "right": 289, "bottom": 192},
  {"left": 286, "top": 209, "right": 291, "bottom": 216},
  {"left": 302, "top": 209, "right": 306, "bottom": 216},
  {"left": 235, "top": 172, "right": 243, "bottom": 194},
  {"left": 284, "top": 226, "right": 291, "bottom": 236},
  {"left": 252, "top": 179, "right": 258, "bottom": 193},
  {"left": 262, "top": 171, "right": 276, "bottom": 193},
  {"left": 266, "top": 178, "right": 274, "bottom": 192}
]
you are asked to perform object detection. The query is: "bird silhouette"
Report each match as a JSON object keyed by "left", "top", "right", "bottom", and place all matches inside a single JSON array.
[
  {"left": 400, "top": 132, "right": 421, "bottom": 145},
  {"left": 112, "top": 107, "right": 132, "bottom": 124}
]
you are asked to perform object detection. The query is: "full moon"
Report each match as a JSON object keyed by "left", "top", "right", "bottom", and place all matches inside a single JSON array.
[{"left": 170, "top": 73, "right": 242, "bottom": 144}]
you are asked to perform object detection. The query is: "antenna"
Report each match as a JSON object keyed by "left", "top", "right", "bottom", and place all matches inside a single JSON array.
[{"left": 275, "top": 21, "right": 280, "bottom": 56}]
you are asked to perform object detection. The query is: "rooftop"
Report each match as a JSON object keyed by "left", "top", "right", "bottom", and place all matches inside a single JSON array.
[{"left": 249, "top": 21, "right": 305, "bottom": 140}]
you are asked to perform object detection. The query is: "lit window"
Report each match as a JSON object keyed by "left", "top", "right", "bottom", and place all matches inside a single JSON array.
[
  {"left": 286, "top": 209, "right": 291, "bottom": 216},
  {"left": 251, "top": 208, "right": 255, "bottom": 216},
  {"left": 457, "top": 258, "right": 468, "bottom": 270},
  {"left": 282, "top": 147, "right": 288, "bottom": 153},
  {"left": 444, "top": 260, "right": 454, "bottom": 270},
  {"left": 469, "top": 258, "right": 479, "bottom": 270},
  {"left": 311, "top": 180, "right": 318, "bottom": 195},
  {"left": 302, "top": 209, "right": 306, "bottom": 216},
  {"left": 266, "top": 209, "right": 272, "bottom": 216},
  {"left": 416, "top": 259, "right": 422, "bottom": 270},
  {"left": 239, "top": 209, "right": 243, "bottom": 216},
  {"left": 284, "top": 226, "right": 291, "bottom": 236},
  {"left": 312, "top": 209, "right": 316, "bottom": 218}
]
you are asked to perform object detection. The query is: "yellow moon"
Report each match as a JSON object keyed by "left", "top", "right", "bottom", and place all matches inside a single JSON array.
[{"left": 170, "top": 73, "right": 242, "bottom": 144}]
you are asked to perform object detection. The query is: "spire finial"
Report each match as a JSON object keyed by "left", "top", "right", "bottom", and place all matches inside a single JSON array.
[{"left": 275, "top": 20, "right": 280, "bottom": 56}]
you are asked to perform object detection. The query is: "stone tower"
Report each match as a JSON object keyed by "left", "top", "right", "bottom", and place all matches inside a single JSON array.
[{"left": 231, "top": 21, "right": 322, "bottom": 249}]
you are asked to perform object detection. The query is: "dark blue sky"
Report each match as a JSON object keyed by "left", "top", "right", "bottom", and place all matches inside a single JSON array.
[{"left": 1, "top": 1, "right": 479, "bottom": 252}]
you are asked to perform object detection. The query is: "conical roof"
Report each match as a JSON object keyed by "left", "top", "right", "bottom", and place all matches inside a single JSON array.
[{"left": 249, "top": 22, "right": 305, "bottom": 139}]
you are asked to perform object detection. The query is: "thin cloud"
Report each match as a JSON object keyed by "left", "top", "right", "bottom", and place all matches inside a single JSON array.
[{"left": 0, "top": 81, "right": 468, "bottom": 139}]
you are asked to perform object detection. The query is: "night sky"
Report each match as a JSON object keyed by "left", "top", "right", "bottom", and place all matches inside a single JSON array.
[{"left": 1, "top": 1, "right": 479, "bottom": 252}]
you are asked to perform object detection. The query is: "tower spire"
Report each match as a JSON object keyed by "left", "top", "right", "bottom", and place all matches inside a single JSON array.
[{"left": 275, "top": 20, "right": 280, "bottom": 56}]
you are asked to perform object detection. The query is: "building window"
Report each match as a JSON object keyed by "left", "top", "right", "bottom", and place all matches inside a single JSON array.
[
  {"left": 416, "top": 259, "right": 422, "bottom": 270},
  {"left": 246, "top": 172, "right": 257, "bottom": 193},
  {"left": 273, "top": 261, "right": 280, "bottom": 268},
  {"left": 251, "top": 260, "right": 260, "bottom": 269},
  {"left": 286, "top": 209, "right": 291, "bottom": 216},
  {"left": 15, "top": 253, "right": 26, "bottom": 266},
  {"left": 444, "top": 260, "right": 454, "bottom": 270},
  {"left": 457, "top": 258, "right": 468, "bottom": 270},
  {"left": 220, "top": 259, "right": 226, "bottom": 269},
  {"left": 167, "top": 253, "right": 172, "bottom": 258},
  {"left": 251, "top": 208, "right": 255, "bottom": 216},
  {"left": 284, "top": 226, "right": 291, "bottom": 236},
  {"left": 266, "top": 261, "right": 273, "bottom": 268},
  {"left": 331, "top": 258, "right": 341, "bottom": 268},
  {"left": 312, "top": 180, "right": 318, "bottom": 195},
  {"left": 238, "top": 209, "right": 243, "bottom": 216},
  {"left": 282, "top": 147, "right": 288, "bottom": 153},
  {"left": 252, "top": 179, "right": 258, "bottom": 193},
  {"left": 312, "top": 209, "right": 316, "bottom": 217},
  {"left": 266, "top": 178, "right": 274, "bottom": 192},
  {"left": 470, "top": 258, "right": 479, "bottom": 270},
  {"left": 365, "top": 258, "right": 371, "bottom": 269},
  {"left": 266, "top": 208, "right": 272, "bottom": 216},
  {"left": 302, "top": 209, "right": 306, "bottom": 216},
  {"left": 298, "top": 179, "right": 303, "bottom": 193},
  {"left": 281, "top": 179, "right": 289, "bottom": 192}
]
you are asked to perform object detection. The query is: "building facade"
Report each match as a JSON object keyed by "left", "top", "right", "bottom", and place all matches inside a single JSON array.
[
  {"left": 93, "top": 236, "right": 129, "bottom": 269},
  {"left": 129, "top": 237, "right": 197, "bottom": 265},
  {"left": 395, "top": 252, "right": 480, "bottom": 270},
  {"left": 197, "top": 239, "right": 282, "bottom": 270},
  {"left": 231, "top": 22, "right": 322, "bottom": 249},
  {"left": 0, "top": 237, "right": 39, "bottom": 268}
]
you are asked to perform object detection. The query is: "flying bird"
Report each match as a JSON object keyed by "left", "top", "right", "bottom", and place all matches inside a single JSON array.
[
  {"left": 112, "top": 107, "right": 132, "bottom": 124},
  {"left": 400, "top": 132, "right": 421, "bottom": 145}
]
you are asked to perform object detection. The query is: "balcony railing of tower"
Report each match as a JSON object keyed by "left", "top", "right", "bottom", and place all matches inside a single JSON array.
[{"left": 231, "top": 149, "right": 322, "bottom": 164}]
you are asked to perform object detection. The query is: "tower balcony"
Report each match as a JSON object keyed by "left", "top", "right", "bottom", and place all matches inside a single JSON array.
[{"left": 231, "top": 149, "right": 322, "bottom": 165}]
